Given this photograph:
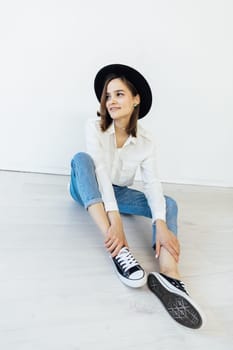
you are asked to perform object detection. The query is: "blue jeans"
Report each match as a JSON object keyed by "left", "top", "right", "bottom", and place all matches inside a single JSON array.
[{"left": 70, "top": 152, "right": 178, "bottom": 247}]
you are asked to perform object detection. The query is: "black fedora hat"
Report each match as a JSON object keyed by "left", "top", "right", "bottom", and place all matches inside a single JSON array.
[{"left": 94, "top": 63, "right": 152, "bottom": 119}]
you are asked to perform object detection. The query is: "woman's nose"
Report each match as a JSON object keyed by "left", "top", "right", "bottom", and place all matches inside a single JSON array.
[{"left": 108, "top": 96, "right": 116, "bottom": 104}]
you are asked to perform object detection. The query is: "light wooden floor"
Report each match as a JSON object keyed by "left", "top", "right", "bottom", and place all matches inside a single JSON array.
[{"left": 0, "top": 170, "right": 233, "bottom": 350}]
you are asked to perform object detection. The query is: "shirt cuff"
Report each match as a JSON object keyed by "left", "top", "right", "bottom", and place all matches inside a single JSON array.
[
  {"left": 152, "top": 212, "right": 166, "bottom": 223},
  {"left": 104, "top": 201, "right": 119, "bottom": 213}
]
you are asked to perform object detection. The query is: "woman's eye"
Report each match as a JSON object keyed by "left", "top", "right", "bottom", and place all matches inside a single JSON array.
[{"left": 117, "top": 92, "right": 124, "bottom": 96}]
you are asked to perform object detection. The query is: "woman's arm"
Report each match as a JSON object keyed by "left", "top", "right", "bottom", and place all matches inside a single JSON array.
[
  {"left": 85, "top": 119, "right": 127, "bottom": 256},
  {"left": 140, "top": 142, "right": 166, "bottom": 222},
  {"left": 105, "top": 211, "right": 129, "bottom": 256},
  {"left": 85, "top": 119, "right": 118, "bottom": 212},
  {"left": 140, "top": 142, "right": 180, "bottom": 261}
]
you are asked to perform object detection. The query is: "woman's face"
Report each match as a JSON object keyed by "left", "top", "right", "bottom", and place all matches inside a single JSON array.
[{"left": 106, "top": 78, "right": 140, "bottom": 123}]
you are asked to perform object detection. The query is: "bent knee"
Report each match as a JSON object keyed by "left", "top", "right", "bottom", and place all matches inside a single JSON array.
[{"left": 71, "top": 152, "right": 93, "bottom": 167}]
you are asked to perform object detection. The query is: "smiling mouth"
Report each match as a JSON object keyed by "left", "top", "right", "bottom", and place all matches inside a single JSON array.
[{"left": 110, "top": 107, "right": 120, "bottom": 112}]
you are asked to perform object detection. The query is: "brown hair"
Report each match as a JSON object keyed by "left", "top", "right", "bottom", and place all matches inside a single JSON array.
[{"left": 97, "top": 74, "right": 140, "bottom": 137}]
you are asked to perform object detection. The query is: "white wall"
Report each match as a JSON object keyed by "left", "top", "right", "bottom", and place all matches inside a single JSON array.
[{"left": 0, "top": 0, "right": 232, "bottom": 187}]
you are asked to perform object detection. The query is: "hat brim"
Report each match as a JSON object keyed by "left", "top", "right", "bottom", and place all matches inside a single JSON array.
[{"left": 94, "top": 64, "right": 152, "bottom": 119}]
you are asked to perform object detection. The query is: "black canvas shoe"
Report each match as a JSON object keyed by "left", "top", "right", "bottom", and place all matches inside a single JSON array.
[
  {"left": 147, "top": 272, "right": 205, "bottom": 329},
  {"left": 111, "top": 247, "right": 147, "bottom": 288}
]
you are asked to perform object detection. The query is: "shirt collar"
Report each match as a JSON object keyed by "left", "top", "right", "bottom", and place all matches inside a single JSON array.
[
  {"left": 106, "top": 122, "right": 137, "bottom": 144},
  {"left": 106, "top": 122, "right": 115, "bottom": 135}
]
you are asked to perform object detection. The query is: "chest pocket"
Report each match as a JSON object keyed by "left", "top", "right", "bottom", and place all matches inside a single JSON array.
[{"left": 120, "top": 160, "right": 139, "bottom": 185}]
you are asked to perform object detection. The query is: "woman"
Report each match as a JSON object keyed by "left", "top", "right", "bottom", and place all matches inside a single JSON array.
[{"left": 69, "top": 64, "right": 204, "bottom": 329}]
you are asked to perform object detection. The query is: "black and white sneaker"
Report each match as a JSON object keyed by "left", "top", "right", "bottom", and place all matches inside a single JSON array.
[
  {"left": 111, "top": 247, "right": 147, "bottom": 288},
  {"left": 147, "top": 272, "right": 205, "bottom": 329}
]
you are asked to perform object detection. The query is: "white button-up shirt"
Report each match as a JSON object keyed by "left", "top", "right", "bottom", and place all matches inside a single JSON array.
[{"left": 85, "top": 118, "right": 166, "bottom": 222}]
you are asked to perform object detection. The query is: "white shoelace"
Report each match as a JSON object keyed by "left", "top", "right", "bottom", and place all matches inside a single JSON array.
[
  {"left": 172, "top": 278, "right": 189, "bottom": 294},
  {"left": 180, "top": 281, "right": 186, "bottom": 289},
  {"left": 180, "top": 281, "right": 189, "bottom": 294},
  {"left": 115, "top": 247, "right": 139, "bottom": 272}
]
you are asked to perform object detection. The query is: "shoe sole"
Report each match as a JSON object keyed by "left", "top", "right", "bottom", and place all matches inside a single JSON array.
[
  {"left": 111, "top": 258, "right": 147, "bottom": 288},
  {"left": 147, "top": 273, "right": 204, "bottom": 329},
  {"left": 118, "top": 271, "right": 147, "bottom": 288}
]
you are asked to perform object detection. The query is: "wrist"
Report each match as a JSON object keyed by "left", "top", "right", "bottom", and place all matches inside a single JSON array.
[
  {"left": 155, "top": 219, "right": 167, "bottom": 231},
  {"left": 108, "top": 210, "right": 121, "bottom": 224}
]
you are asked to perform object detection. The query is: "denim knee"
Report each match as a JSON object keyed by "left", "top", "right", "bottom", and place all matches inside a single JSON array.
[{"left": 71, "top": 152, "right": 94, "bottom": 169}]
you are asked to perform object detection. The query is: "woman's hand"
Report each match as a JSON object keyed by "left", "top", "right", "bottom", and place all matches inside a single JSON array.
[
  {"left": 155, "top": 220, "right": 180, "bottom": 262},
  {"left": 105, "top": 211, "right": 128, "bottom": 257}
]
